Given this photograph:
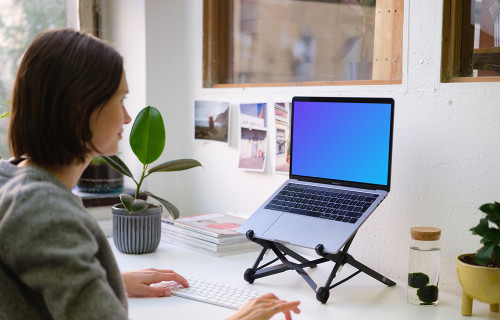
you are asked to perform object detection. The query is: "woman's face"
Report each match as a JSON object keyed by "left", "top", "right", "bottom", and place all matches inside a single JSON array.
[{"left": 89, "top": 71, "right": 131, "bottom": 157}]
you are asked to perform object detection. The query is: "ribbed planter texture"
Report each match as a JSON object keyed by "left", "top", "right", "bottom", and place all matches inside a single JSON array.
[{"left": 112, "top": 203, "right": 162, "bottom": 254}]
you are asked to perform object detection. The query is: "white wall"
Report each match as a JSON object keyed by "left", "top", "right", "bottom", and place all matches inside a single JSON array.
[
  {"left": 109, "top": 0, "right": 500, "bottom": 296},
  {"left": 101, "top": 0, "right": 146, "bottom": 185}
]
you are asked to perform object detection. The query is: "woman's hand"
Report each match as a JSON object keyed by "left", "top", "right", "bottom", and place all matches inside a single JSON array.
[
  {"left": 226, "top": 293, "right": 300, "bottom": 320},
  {"left": 121, "top": 268, "right": 188, "bottom": 297}
]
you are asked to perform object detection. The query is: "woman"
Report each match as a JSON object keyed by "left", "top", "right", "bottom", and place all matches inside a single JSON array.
[{"left": 0, "top": 29, "right": 300, "bottom": 319}]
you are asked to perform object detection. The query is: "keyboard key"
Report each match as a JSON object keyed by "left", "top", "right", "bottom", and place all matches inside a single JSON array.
[
  {"left": 288, "top": 207, "right": 321, "bottom": 218},
  {"left": 345, "top": 211, "right": 362, "bottom": 218}
]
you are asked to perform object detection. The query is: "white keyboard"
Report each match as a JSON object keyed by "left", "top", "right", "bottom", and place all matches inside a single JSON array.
[{"left": 152, "top": 277, "right": 262, "bottom": 310}]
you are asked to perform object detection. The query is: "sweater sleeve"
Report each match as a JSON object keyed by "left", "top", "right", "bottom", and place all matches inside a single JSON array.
[{"left": 0, "top": 188, "right": 128, "bottom": 320}]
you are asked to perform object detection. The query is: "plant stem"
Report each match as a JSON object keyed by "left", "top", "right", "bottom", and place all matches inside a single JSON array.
[{"left": 135, "top": 163, "right": 148, "bottom": 199}]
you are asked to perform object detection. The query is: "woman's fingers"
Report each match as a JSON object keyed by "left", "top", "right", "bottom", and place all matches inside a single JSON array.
[{"left": 122, "top": 268, "right": 189, "bottom": 297}]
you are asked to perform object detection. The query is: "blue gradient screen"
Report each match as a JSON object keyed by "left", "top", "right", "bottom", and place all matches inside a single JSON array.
[{"left": 291, "top": 100, "right": 392, "bottom": 186}]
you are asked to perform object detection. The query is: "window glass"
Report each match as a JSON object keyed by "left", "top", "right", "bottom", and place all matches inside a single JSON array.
[
  {"left": 442, "top": 0, "right": 500, "bottom": 81},
  {"left": 0, "top": 0, "right": 69, "bottom": 158},
  {"left": 204, "top": 0, "right": 404, "bottom": 87},
  {"left": 471, "top": 0, "right": 500, "bottom": 77},
  {"left": 235, "top": 0, "right": 376, "bottom": 84}
]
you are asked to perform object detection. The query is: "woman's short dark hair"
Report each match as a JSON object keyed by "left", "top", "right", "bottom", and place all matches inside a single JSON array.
[{"left": 9, "top": 28, "right": 123, "bottom": 166}]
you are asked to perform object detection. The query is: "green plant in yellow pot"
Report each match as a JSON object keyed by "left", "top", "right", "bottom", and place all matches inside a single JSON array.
[
  {"left": 456, "top": 202, "right": 500, "bottom": 316},
  {"left": 103, "top": 106, "right": 202, "bottom": 254}
]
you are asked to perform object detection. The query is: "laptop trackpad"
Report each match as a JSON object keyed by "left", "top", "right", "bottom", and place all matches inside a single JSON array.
[{"left": 262, "top": 213, "right": 323, "bottom": 246}]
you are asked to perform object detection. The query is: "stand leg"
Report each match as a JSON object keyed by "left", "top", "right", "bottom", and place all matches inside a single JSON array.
[
  {"left": 243, "top": 230, "right": 395, "bottom": 304},
  {"left": 461, "top": 291, "right": 473, "bottom": 316},
  {"left": 345, "top": 255, "right": 396, "bottom": 286},
  {"left": 490, "top": 303, "right": 498, "bottom": 312}
]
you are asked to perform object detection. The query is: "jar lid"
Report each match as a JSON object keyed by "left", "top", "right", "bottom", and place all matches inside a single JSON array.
[{"left": 410, "top": 227, "right": 441, "bottom": 241}]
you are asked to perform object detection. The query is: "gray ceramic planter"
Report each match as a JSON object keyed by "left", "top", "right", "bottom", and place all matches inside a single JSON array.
[{"left": 112, "top": 203, "right": 162, "bottom": 254}]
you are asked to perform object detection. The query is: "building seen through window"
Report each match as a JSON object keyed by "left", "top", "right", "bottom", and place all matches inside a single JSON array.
[
  {"left": 204, "top": 0, "right": 403, "bottom": 87},
  {"left": 236, "top": 0, "right": 376, "bottom": 83},
  {"left": 442, "top": 0, "right": 500, "bottom": 81}
]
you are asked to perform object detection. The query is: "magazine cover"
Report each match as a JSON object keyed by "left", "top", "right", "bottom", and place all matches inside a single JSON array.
[{"left": 170, "top": 212, "right": 247, "bottom": 236}]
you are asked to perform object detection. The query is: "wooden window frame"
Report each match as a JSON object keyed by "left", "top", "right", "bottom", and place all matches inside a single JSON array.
[
  {"left": 203, "top": 0, "right": 404, "bottom": 88},
  {"left": 79, "top": 0, "right": 102, "bottom": 37},
  {"left": 441, "top": 0, "right": 500, "bottom": 83}
]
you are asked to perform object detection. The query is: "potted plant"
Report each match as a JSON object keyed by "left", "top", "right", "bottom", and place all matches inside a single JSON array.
[
  {"left": 456, "top": 202, "right": 500, "bottom": 316},
  {"left": 103, "top": 106, "right": 202, "bottom": 254}
]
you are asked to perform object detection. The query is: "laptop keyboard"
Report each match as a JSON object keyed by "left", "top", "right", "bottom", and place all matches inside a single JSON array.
[{"left": 264, "top": 183, "right": 378, "bottom": 224}]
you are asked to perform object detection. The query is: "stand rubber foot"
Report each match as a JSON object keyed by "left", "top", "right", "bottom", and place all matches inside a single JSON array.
[
  {"left": 244, "top": 268, "right": 256, "bottom": 284},
  {"left": 316, "top": 286, "right": 330, "bottom": 304}
]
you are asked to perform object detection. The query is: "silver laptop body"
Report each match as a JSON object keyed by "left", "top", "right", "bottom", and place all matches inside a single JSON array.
[{"left": 238, "top": 96, "right": 394, "bottom": 254}]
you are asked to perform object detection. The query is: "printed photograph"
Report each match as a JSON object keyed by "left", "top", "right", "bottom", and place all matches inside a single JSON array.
[
  {"left": 274, "top": 102, "right": 291, "bottom": 174},
  {"left": 194, "top": 100, "right": 230, "bottom": 143},
  {"left": 238, "top": 103, "right": 268, "bottom": 171}
]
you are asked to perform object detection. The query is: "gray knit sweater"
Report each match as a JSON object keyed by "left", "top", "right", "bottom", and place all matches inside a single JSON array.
[{"left": 0, "top": 159, "right": 128, "bottom": 319}]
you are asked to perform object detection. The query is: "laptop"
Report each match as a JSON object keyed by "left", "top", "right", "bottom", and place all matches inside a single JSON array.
[{"left": 238, "top": 96, "right": 394, "bottom": 254}]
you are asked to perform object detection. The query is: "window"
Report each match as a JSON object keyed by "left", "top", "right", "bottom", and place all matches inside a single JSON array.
[
  {"left": 203, "top": 0, "right": 404, "bottom": 87},
  {"left": 442, "top": 0, "right": 500, "bottom": 82},
  {"left": 0, "top": 0, "right": 80, "bottom": 159}
]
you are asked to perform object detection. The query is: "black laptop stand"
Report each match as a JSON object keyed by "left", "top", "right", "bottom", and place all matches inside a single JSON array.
[{"left": 243, "top": 230, "right": 396, "bottom": 303}]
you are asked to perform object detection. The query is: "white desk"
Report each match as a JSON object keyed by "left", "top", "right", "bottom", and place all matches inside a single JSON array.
[{"left": 110, "top": 240, "right": 496, "bottom": 320}]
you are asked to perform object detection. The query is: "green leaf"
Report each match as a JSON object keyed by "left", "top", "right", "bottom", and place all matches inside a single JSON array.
[
  {"left": 148, "top": 159, "right": 203, "bottom": 174},
  {"left": 494, "top": 246, "right": 500, "bottom": 264},
  {"left": 475, "top": 244, "right": 495, "bottom": 265},
  {"left": 130, "top": 106, "right": 165, "bottom": 165},
  {"left": 141, "top": 191, "right": 180, "bottom": 219},
  {"left": 120, "top": 193, "right": 135, "bottom": 212},
  {"left": 471, "top": 218, "right": 500, "bottom": 244},
  {"left": 101, "top": 155, "right": 134, "bottom": 179},
  {"left": 479, "top": 202, "right": 500, "bottom": 215},
  {"left": 485, "top": 208, "right": 500, "bottom": 227},
  {"left": 470, "top": 218, "right": 490, "bottom": 237},
  {"left": 119, "top": 193, "right": 148, "bottom": 213},
  {"left": 0, "top": 112, "right": 9, "bottom": 118}
]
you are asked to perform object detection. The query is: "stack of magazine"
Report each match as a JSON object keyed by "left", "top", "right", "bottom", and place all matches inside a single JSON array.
[{"left": 161, "top": 212, "right": 260, "bottom": 257}]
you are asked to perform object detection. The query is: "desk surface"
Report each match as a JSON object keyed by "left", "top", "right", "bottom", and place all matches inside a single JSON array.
[{"left": 110, "top": 240, "right": 496, "bottom": 320}]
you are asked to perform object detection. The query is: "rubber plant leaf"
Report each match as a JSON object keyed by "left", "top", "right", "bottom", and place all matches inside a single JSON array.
[
  {"left": 142, "top": 191, "right": 180, "bottom": 219},
  {"left": 149, "top": 159, "right": 203, "bottom": 174},
  {"left": 120, "top": 193, "right": 148, "bottom": 213},
  {"left": 130, "top": 106, "right": 165, "bottom": 165},
  {"left": 102, "top": 155, "right": 134, "bottom": 179}
]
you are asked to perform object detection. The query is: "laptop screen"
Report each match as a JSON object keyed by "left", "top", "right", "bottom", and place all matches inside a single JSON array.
[{"left": 290, "top": 97, "right": 394, "bottom": 190}]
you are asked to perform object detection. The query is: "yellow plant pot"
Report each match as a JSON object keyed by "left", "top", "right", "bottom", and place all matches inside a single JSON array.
[{"left": 456, "top": 254, "right": 500, "bottom": 317}]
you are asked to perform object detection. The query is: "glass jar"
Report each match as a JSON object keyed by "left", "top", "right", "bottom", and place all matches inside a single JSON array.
[{"left": 407, "top": 227, "right": 441, "bottom": 305}]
